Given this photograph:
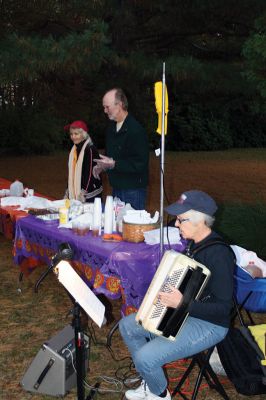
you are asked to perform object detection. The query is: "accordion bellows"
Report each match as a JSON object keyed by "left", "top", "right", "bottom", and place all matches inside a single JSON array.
[{"left": 136, "top": 250, "right": 211, "bottom": 340}]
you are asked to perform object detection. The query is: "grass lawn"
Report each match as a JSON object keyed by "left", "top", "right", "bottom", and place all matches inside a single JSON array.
[{"left": 0, "top": 149, "right": 266, "bottom": 399}]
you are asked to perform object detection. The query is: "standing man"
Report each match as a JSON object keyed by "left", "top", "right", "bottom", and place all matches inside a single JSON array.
[{"left": 93, "top": 88, "right": 149, "bottom": 210}]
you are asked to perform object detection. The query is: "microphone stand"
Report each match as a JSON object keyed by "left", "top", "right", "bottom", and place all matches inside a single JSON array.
[{"left": 34, "top": 260, "right": 56, "bottom": 292}]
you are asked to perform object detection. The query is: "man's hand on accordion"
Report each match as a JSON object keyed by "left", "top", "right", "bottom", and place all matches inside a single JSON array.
[{"left": 158, "top": 286, "right": 183, "bottom": 308}]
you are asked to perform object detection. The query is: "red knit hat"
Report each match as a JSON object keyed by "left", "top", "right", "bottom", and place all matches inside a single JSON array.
[{"left": 64, "top": 120, "right": 88, "bottom": 132}]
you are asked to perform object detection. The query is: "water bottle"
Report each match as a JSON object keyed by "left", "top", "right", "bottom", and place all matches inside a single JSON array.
[{"left": 9, "top": 180, "right": 24, "bottom": 197}]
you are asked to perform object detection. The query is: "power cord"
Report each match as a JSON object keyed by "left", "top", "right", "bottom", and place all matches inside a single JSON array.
[
  {"left": 84, "top": 375, "right": 124, "bottom": 394},
  {"left": 82, "top": 320, "right": 139, "bottom": 397},
  {"left": 61, "top": 347, "right": 77, "bottom": 374}
]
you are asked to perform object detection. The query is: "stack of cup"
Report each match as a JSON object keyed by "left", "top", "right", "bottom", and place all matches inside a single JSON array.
[
  {"left": 104, "top": 195, "right": 114, "bottom": 235},
  {"left": 92, "top": 198, "right": 102, "bottom": 236}
]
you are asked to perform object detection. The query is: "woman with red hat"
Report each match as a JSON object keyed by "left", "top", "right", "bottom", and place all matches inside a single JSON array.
[{"left": 64, "top": 120, "right": 103, "bottom": 202}]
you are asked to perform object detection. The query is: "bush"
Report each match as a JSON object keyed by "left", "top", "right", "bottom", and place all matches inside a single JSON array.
[
  {"left": 0, "top": 108, "right": 65, "bottom": 154},
  {"left": 167, "top": 104, "right": 233, "bottom": 151},
  {"left": 229, "top": 110, "right": 266, "bottom": 148}
]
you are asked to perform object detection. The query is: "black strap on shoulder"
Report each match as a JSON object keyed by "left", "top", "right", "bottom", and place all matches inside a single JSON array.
[{"left": 187, "top": 238, "right": 236, "bottom": 263}]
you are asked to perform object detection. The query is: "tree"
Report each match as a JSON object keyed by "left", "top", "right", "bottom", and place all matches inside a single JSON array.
[{"left": 1, "top": 0, "right": 266, "bottom": 153}]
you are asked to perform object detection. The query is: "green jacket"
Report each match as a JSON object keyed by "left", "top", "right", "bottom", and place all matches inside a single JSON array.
[{"left": 106, "top": 114, "right": 149, "bottom": 189}]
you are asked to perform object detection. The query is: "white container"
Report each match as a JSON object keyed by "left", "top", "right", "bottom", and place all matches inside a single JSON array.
[
  {"left": 104, "top": 195, "right": 114, "bottom": 234},
  {"left": 92, "top": 198, "right": 102, "bottom": 234},
  {"left": 9, "top": 180, "right": 24, "bottom": 197}
]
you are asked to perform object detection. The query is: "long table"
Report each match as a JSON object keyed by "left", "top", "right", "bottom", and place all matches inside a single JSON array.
[
  {"left": 0, "top": 178, "right": 53, "bottom": 239},
  {"left": 13, "top": 215, "right": 186, "bottom": 315},
  {"left": 0, "top": 178, "right": 28, "bottom": 239}
]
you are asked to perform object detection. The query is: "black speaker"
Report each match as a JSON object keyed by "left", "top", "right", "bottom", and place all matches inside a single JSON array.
[{"left": 21, "top": 325, "right": 89, "bottom": 397}]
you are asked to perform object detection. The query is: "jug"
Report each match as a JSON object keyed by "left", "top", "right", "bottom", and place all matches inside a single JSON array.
[{"left": 9, "top": 180, "right": 24, "bottom": 197}]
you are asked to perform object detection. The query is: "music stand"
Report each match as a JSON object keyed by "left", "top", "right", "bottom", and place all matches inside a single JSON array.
[{"left": 54, "top": 260, "right": 105, "bottom": 400}]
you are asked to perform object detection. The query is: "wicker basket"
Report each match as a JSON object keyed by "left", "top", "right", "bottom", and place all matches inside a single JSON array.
[{"left": 122, "top": 221, "right": 159, "bottom": 243}]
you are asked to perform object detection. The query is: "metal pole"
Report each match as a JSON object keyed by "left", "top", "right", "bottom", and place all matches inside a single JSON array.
[{"left": 160, "top": 62, "right": 166, "bottom": 258}]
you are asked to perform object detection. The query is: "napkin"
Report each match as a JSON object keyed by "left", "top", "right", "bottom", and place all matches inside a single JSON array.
[
  {"left": 0, "top": 196, "right": 27, "bottom": 207},
  {"left": 144, "top": 227, "right": 181, "bottom": 245},
  {"left": 123, "top": 210, "right": 159, "bottom": 224},
  {"left": 1, "top": 195, "right": 52, "bottom": 209}
]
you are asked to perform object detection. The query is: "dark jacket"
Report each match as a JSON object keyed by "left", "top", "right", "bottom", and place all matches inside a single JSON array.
[
  {"left": 105, "top": 114, "right": 149, "bottom": 190},
  {"left": 187, "top": 231, "right": 235, "bottom": 328},
  {"left": 77, "top": 140, "right": 103, "bottom": 202}
]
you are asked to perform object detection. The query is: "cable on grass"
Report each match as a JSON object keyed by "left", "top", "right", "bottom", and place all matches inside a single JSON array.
[
  {"left": 165, "top": 359, "right": 229, "bottom": 397},
  {"left": 83, "top": 375, "right": 124, "bottom": 395}
]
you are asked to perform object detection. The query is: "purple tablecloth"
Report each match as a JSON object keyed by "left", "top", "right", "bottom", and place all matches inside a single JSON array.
[{"left": 13, "top": 215, "right": 186, "bottom": 315}]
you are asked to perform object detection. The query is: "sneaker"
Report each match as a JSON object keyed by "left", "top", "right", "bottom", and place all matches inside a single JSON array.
[
  {"left": 145, "top": 389, "right": 171, "bottom": 400},
  {"left": 125, "top": 382, "right": 171, "bottom": 400},
  {"left": 125, "top": 381, "right": 150, "bottom": 399}
]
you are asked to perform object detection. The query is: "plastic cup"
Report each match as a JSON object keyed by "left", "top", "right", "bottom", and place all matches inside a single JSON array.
[
  {"left": 77, "top": 222, "right": 90, "bottom": 236},
  {"left": 92, "top": 225, "right": 100, "bottom": 237},
  {"left": 72, "top": 220, "right": 80, "bottom": 234}
]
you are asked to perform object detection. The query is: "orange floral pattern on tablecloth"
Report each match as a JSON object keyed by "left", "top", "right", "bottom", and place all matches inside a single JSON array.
[
  {"left": 38, "top": 246, "right": 44, "bottom": 257},
  {"left": 125, "top": 306, "right": 138, "bottom": 315},
  {"left": 106, "top": 276, "right": 121, "bottom": 294},
  {"left": 73, "top": 261, "right": 84, "bottom": 276},
  {"left": 94, "top": 270, "right": 104, "bottom": 288},
  {"left": 16, "top": 239, "right": 23, "bottom": 250},
  {"left": 32, "top": 243, "right": 38, "bottom": 254},
  {"left": 25, "top": 240, "right": 31, "bottom": 253},
  {"left": 84, "top": 266, "right": 93, "bottom": 281},
  {"left": 46, "top": 248, "right": 55, "bottom": 259}
]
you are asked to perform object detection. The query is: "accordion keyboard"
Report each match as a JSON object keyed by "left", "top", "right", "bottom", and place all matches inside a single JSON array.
[{"left": 150, "top": 269, "right": 185, "bottom": 319}]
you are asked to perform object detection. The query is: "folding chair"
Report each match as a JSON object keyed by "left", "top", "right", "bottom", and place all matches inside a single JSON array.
[{"left": 171, "top": 346, "right": 229, "bottom": 400}]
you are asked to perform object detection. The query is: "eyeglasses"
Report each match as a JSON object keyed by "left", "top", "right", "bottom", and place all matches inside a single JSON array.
[{"left": 176, "top": 216, "right": 190, "bottom": 224}]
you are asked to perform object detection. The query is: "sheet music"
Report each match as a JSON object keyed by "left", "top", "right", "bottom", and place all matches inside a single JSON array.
[{"left": 56, "top": 260, "right": 105, "bottom": 327}]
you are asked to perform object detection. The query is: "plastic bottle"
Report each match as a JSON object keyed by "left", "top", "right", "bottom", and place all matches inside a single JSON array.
[
  {"left": 59, "top": 207, "right": 69, "bottom": 225},
  {"left": 9, "top": 180, "right": 24, "bottom": 197}
]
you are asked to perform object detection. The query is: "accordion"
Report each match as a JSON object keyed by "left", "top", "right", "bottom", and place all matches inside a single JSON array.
[{"left": 135, "top": 250, "right": 211, "bottom": 340}]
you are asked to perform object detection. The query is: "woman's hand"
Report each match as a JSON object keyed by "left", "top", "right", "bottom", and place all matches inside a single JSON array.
[{"left": 158, "top": 286, "right": 183, "bottom": 308}]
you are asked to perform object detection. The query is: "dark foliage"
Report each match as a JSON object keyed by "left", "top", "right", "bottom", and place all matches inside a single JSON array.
[
  {"left": 1, "top": 1, "right": 266, "bottom": 153},
  {"left": 215, "top": 202, "right": 266, "bottom": 259},
  {"left": 0, "top": 108, "right": 64, "bottom": 154}
]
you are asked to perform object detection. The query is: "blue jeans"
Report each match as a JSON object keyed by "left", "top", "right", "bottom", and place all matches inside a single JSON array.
[
  {"left": 119, "top": 313, "right": 228, "bottom": 396},
  {"left": 112, "top": 188, "right": 147, "bottom": 210}
]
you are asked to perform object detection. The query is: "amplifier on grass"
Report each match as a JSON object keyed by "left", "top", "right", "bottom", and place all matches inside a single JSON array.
[{"left": 21, "top": 325, "right": 89, "bottom": 397}]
